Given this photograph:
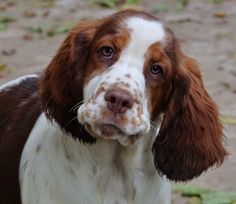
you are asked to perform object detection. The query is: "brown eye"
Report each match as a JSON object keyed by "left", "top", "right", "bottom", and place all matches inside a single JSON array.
[
  {"left": 150, "top": 64, "right": 163, "bottom": 78},
  {"left": 100, "top": 46, "right": 114, "bottom": 58}
]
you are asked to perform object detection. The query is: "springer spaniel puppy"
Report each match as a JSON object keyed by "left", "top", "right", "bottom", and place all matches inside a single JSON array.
[{"left": 0, "top": 10, "right": 226, "bottom": 204}]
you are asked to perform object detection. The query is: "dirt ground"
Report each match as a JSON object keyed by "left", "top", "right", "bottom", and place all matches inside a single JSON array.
[{"left": 0, "top": 0, "right": 235, "bottom": 203}]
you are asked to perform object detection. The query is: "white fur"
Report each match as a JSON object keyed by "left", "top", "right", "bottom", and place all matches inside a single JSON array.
[
  {"left": 20, "top": 114, "right": 171, "bottom": 204},
  {"left": 0, "top": 75, "right": 38, "bottom": 92},
  {"left": 119, "top": 17, "right": 165, "bottom": 69}
]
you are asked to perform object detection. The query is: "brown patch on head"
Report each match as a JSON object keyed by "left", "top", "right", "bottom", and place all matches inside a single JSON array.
[
  {"left": 143, "top": 41, "right": 173, "bottom": 120},
  {"left": 150, "top": 32, "right": 227, "bottom": 181},
  {"left": 83, "top": 24, "right": 131, "bottom": 85}
]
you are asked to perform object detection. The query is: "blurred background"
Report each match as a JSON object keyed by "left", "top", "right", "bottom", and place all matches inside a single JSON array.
[{"left": 0, "top": 0, "right": 235, "bottom": 203}]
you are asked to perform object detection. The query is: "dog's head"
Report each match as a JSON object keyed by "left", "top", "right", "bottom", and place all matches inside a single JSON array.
[{"left": 41, "top": 10, "right": 227, "bottom": 181}]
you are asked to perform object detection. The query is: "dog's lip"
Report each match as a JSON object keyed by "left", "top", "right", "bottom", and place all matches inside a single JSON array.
[
  {"left": 84, "top": 122, "right": 141, "bottom": 140},
  {"left": 84, "top": 123, "right": 97, "bottom": 138},
  {"left": 100, "top": 123, "right": 124, "bottom": 137},
  {"left": 83, "top": 122, "right": 122, "bottom": 138}
]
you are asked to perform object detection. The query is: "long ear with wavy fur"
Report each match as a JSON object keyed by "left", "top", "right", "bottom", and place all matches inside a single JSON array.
[
  {"left": 152, "top": 51, "right": 227, "bottom": 181},
  {"left": 40, "top": 20, "right": 102, "bottom": 143}
]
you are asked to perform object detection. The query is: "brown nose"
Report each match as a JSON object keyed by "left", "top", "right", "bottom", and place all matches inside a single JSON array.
[{"left": 104, "top": 89, "right": 134, "bottom": 114}]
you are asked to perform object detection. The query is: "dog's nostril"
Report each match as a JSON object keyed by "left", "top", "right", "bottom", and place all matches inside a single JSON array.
[
  {"left": 122, "top": 101, "right": 128, "bottom": 107},
  {"left": 104, "top": 89, "right": 134, "bottom": 113},
  {"left": 122, "top": 99, "right": 132, "bottom": 109},
  {"left": 110, "top": 96, "right": 116, "bottom": 103}
]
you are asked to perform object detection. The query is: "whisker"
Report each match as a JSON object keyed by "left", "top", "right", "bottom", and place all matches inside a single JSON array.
[
  {"left": 72, "top": 105, "right": 81, "bottom": 113},
  {"left": 69, "top": 100, "right": 84, "bottom": 112},
  {"left": 65, "top": 116, "right": 79, "bottom": 126},
  {"left": 150, "top": 120, "right": 157, "bottom": 126},
  {"left": 150, "top": 123, "right": 157, "bottom": 131},
  {"left": 149, "top": 120, "right": 158, "bottom": 131}
]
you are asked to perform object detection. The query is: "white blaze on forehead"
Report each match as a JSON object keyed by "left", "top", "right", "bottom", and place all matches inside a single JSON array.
[{"left": 118, "top": 17, "right": 165, "bottom": 69}]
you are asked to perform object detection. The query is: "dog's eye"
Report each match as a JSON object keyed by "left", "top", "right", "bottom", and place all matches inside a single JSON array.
[
  {"left": 149, "top": 64, "right": 163, "bottom": 78},
  {"left": 100, "top": 46, "right": 114, "bottom": 58}
]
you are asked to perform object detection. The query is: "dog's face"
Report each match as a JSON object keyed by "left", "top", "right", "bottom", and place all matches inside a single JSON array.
[
  {"left": 77, "top": 16, "right": 172, "bottom": 145},
  {"left": 41, "top": 10, "right": 226, "bottom": 181}
]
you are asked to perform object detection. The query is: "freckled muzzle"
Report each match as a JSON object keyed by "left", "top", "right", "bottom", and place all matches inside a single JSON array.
[{"left": 77, "top": 67, "right": 150, "bottom": 145}]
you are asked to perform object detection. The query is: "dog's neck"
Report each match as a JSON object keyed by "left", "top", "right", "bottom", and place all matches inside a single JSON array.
[{"left": 60, "top": 125, "right": 158, "bottom": 174}]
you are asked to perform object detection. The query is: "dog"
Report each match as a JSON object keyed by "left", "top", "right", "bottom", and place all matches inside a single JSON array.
[{"left": 0, "top": 10, "right": 227, "bottom": 204}]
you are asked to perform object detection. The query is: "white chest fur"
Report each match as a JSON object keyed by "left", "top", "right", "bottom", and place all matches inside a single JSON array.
[{"left": 19, "top": 114, "right": 171, "bottom": 204}]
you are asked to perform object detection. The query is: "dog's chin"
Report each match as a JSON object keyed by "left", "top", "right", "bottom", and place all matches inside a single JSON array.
[{"left": 84, "top": 123, "right": 141, "bottom": 146}]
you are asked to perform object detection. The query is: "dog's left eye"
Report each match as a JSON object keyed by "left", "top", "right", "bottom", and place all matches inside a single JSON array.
[
  {"left": 149, "top": 64, "right": 163, "bottom": 78},
  {"left": 100, "top": 46, "right": 114, "bottom": 58}
]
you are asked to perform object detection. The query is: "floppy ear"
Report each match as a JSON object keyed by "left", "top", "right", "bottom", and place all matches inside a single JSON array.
[
  {"left": 40, "top": 20, "right": 102, "bottom": 143},
  {"left": 152, "top": 52, "right": 227, "bottom": 181}
]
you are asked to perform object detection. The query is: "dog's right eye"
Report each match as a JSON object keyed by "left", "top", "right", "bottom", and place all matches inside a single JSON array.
[{"left": 100, "top": 46, "right": 114, "bottom": 58}]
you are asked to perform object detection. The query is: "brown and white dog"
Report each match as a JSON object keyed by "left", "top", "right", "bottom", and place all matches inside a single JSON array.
[{"left": 0, "top": 10, "right": 227, "bottom": 204}]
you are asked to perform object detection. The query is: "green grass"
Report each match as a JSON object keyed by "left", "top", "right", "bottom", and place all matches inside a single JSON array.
[{"left": 174, "top": 184, "right": 236, "bottom": 204}]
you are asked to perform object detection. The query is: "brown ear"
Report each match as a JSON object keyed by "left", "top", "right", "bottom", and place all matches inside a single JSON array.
[
  {"left": 40, "top": 20, "right": 102, "bottom": 143},
  {"left": 152, "top": 54, "right": 227, "bottom": 181}
]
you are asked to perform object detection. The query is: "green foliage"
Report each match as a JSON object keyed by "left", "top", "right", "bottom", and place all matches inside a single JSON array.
[
  {"left": 27, "top": 25, "right": 43, "bottom": 34},
  {"left": 0, "top": 64, "right": 7, "bottom": 72},
  {"left": 154, "top": 0, "right": 189, "bottom": 13},
  {"left": 189, "top": 197, "right": 202, "bottom": 204},
  {"left": 179, "top": 0, "right": 189, "bottom": 7},
  {"left": 96, "top": 0, "right": 139, "bottom": 8},
  {"left": 0, "top": 16, "right": 16, "bottom": 24},
  {"left": 55, "top": 25, "right": 70, "bottom": 34},
  {"left": 0, "top": 15, "right": 15, "bottom": 31},
  {"left": 209, "top": 0, "right": 224, "bottom": 3},
  {"left": 0, "top": 22, "right": 7, "bottom": 31},
  {"left": 96, "top": 0, "right": 117, "bottom": 8},
  {"left": 154, "top": 3, "right": 168, "bottom": 13},
  {"left": 26, "top": 23, "right": 72, "bottom": 37},
  {"left": 174, "top": 184, "right": 212, "bottom": 197},
  {"left": 125, "top": 0, "right": 139, "bottom": 5},
  {"left": 174, "top": 184, "right": 236, "bottom": 204},
  {"left": 202, "top": 192, "right": 236, "bottom": 204},
  {"left": 220, "top": 116, "right": 236, "bottom": 125}
]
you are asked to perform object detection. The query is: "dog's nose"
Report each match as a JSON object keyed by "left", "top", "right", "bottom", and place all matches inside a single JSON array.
[{"left": 104, "top": 89, "right": 134, "bottom": 114}]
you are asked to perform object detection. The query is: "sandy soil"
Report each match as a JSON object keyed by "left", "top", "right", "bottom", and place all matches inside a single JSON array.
[{"left": 0, "top": 0, "right": 235, "bottom": 203}]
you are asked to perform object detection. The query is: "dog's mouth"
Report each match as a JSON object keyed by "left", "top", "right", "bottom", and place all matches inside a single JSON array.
[
  {"left": 100, "top": 124, "right": 124, "bottom": 137},
  {"left": 84, "top": 122, "right": 141, "bottom": 145}
]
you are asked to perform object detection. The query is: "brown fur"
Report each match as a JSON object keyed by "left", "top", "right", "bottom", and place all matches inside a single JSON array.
[
  {"left": 0, "top": 77, "right": 41, "bottom": 204},
  {"left": 40, "top": 19, "right": 103, "bottom": 143},
  {"left": 152, "top": 39, "right": 227, "bottom": 181},
  {"left": 144, "top": 42, "right": 173, "bottom": 120}
]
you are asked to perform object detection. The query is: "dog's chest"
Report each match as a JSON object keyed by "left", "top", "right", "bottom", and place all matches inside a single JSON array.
[{"left": 19, "top": 115, "right": 170, "bottom": 204}]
